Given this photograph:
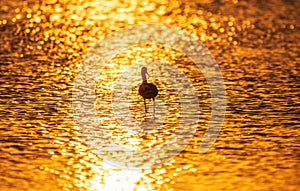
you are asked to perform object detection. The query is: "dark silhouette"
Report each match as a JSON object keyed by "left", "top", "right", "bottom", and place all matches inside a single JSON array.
[{"left": 138, "top": 67, "right": 158, "bottom": 113}]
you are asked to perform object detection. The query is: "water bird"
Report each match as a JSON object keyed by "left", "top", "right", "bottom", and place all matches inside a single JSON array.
[{"left": 138, "top": 67, "right": 158, "bottom": 112}]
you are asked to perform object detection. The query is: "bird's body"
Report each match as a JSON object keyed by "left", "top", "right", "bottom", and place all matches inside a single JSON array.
[
  {"left": 138, "top": 67, "right": 158, "bottom": 112},
  {"left": 139, "top": 82, "right": 158, "bottom": 100}
]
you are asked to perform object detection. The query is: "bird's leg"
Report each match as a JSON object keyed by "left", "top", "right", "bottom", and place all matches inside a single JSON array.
[
  {"left": 152, "top": 98, "right": 155, "bottom": 118},
  {"left": 144, "top": 98, "right": 147, "bottom": 113}
]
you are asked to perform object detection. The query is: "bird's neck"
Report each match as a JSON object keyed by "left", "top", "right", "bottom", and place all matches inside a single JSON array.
[{"left": 141, "top": 72, "right": 147, "bottom": 83}]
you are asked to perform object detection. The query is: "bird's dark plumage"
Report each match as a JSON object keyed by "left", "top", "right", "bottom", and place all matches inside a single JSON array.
[{"left": 139, "top": 82, "right": 158, "bottom": 100}]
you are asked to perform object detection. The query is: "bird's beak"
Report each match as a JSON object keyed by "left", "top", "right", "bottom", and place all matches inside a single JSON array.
[{"left": 146, "top": 72, "right": 150, "bottom": 77}]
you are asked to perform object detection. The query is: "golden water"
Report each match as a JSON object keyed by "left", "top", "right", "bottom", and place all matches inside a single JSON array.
[{"left": 0, "top": 0, "right": 299, "bottom": 190}]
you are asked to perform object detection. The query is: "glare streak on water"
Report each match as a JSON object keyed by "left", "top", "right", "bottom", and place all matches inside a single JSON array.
[{"left": 0, "top": 0, "right": 299, "bottom": 191}]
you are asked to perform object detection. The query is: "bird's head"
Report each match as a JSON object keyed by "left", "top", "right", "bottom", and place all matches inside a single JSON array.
[
  {"left": 141, "top": 67, "right": 147, "bottom": 74},
  {"left": 141, "top": 67, "right": 149, "bottom": 82},
  {"left": 141, "top": 67, "right": 149, "bottom": 76}
]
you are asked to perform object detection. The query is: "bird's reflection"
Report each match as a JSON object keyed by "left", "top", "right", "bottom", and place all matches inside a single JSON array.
[{"left": 139, "top": 99, "right": 167, "bottom": 134}]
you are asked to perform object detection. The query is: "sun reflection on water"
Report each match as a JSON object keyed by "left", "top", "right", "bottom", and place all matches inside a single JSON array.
[
  {"left": 0, "top": 0, "right": 299, "bottom": 190},
  {"left": 89, "top": 163, "right": 146, "bottom": 191}
]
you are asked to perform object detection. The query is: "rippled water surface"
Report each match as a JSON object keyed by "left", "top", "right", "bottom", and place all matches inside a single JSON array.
[{"left": 0, "top": 0, "right": 299, "bottom": 190}]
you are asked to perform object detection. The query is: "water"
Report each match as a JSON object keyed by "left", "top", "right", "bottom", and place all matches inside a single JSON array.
[{"left": 0, "top": 0, "right": 299, "bottom": 190}]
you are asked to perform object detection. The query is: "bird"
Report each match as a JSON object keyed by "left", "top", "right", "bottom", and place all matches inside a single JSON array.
[{"left": 138, "top": 67, "right": 158, "bottom": 113}]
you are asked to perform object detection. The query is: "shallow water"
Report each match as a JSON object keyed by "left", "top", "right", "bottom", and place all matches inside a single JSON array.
[{"left": 0, "top": 0, "right": 299, "bottom": 190}]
